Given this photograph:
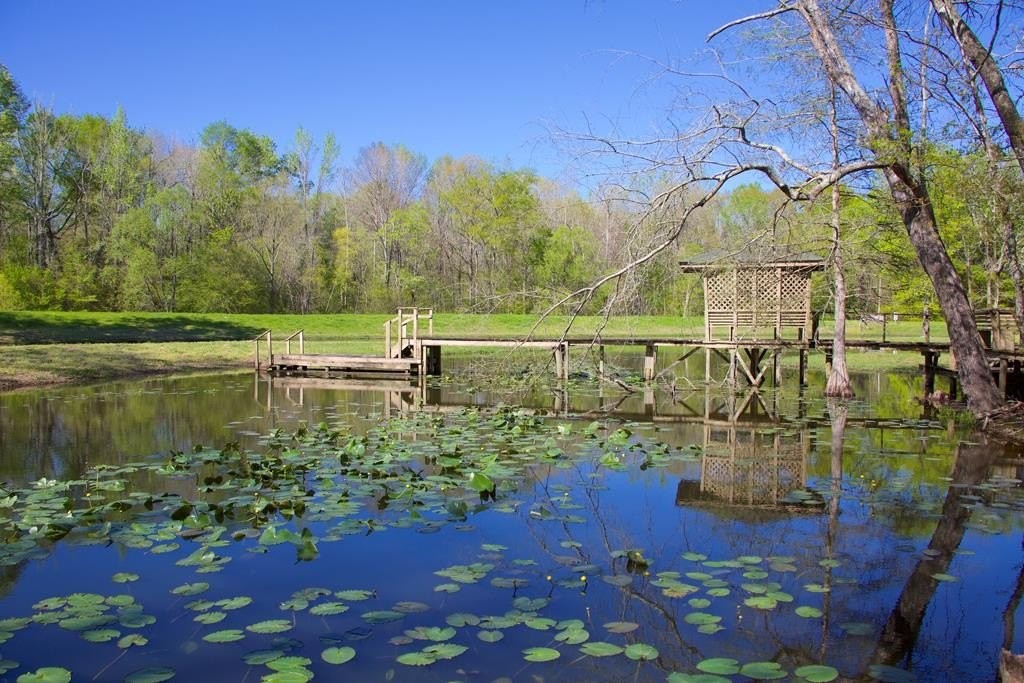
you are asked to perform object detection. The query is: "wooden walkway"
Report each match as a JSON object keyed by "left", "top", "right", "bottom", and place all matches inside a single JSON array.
[{"left": 253, "top": 308, "right": 1024, "bottom": 397}]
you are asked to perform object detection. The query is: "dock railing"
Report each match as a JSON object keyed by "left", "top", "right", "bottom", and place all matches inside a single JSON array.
[
  {"left": 253, "top": 330, "right": 272, "bottom": 369},
  {"left": 284, "top": 330, "right": 304, "bottom": 355},
  {"left": 384, "top": 307, "right": 433, "bottom": 358}
]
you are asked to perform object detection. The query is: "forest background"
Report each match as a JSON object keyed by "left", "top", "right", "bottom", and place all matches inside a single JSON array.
[{"left": 0, "top": 60, "right": 1014, "bottom": 321}]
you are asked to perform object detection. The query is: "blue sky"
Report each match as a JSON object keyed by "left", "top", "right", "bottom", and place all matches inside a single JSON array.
[{"left": 2, "top": 1, "right": 766, "bottom": 182}]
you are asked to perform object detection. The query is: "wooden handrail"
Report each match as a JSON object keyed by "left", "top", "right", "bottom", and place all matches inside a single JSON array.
[
  {"left": 284, "top": 330, "right": 304, "bottom": 354},
  {"left": 383, "top": 307, "right": 434, "bottom": 357},
  {"left": 253, "top": 330, "right": 272, "bottom": 369}
]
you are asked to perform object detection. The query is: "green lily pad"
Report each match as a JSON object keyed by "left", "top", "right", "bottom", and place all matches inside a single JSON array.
[
  {"left": 624, "top": 643, "right": 659, "bottom": 661},
  {"left": 247, "top": 619, "right": 293, "bottom": 634},
  {"left": 478, "top": 629, "right": 504, "bottom": 643},
  {"left": 171, "top": 582, "right": 209, "bottom": 596},
  {"left": 603, "top": 620, "right": 639, "bottom": 633},
  {"left": 739, "top": 661, "right": 787, "bottom": 680},
  {"left": 194, "top": 611, "right": 226, "bottom": 625},
  {"left": 796, "top": 606, "right": 823, "bottom": 618},
  {"left": 523, "top": 647, "right": 561, "bottom": 662},
  {"left": 124, "top": 667, "right": 176, "bottom": 683},
  {"left": 16, "top": 668, "right": 72, "bottom": 683},
  {"left": 422, "top": 643, "right": 467, "bottom": 659},
  {"left": 321, "top": 646, "right": 356, "bottom": 664},
  {"left": 335, "top": 589, "right": 374, "bottom": 601},
  {"left": 795, "top": 664, "right": 839, "bottom": 682},
  {"left": 216, "top": 596, "right": 252, "bottom": 610},
  {"left": 667, "top": 674, "right": 732, "bottom": 683},
  {"left": 932, "top": 573, "right": 958, "bottom": 582},
  {"left": 119, "top": 634, "right": 148, "bottom": 648},
  {"left": 309, "top": 602, "right": 349, "bottom": 616},
  {"left": 203, "top": 629, "right": 245, "bottom": 643},
  {"left": 112, "top": 572, "right": 139, "bottom": 583},
  {"left": 446, "top": 613, "right": 479, "bottom": 627},
  {"left": 744, "top": 596, "right": 778, "bottom": 610},
  {"left": 697, "top": 658, "right": 741, "bottom": 675},
  {"left": 580, "top": 641, "right": 624, "bottom": 657},
  {"left": 396, "top": 651, "right": 435, "bottom": 666},
  {"left": 361, "top": 610, "right": 404, "bottom": 624},
  {"left": 81, "top": 628, "right": 121, "bottom": 643},
  {"left": 684, "top": 612, "right": 721, "bottom": 625},
  {"left": 242, "top": 649, "right": 286, "bottom": 665}
]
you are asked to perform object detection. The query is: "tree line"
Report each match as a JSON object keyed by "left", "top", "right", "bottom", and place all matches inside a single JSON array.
[{"left": 0, "top": 61, "right": 1018, "bottom": 321}]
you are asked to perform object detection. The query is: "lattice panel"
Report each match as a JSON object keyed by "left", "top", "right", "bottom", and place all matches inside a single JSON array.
[
  {"left": 702, "top": 266, "right": 813, "bottom": 340},
  {"left": 779, "top": 271, "right": 809, "bottom": 311},
  {"left": 699, "top": 433, "right": 806, "bottom": 506},
  {"left": 705, "top": 273, "right": 734, "bottom": 312}
]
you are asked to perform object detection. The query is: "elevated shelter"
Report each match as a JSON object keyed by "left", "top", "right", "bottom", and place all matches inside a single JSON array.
[{"left": 679, "top": 249, "right": 827, "bottom": 386}]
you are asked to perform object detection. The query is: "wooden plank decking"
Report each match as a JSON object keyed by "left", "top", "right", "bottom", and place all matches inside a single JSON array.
[{"left": 270, "top": 353, "right": 419, "bottom": 375}]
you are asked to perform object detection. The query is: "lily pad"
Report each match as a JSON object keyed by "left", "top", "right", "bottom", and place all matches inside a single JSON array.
[
  {"left": 321, "top": 646, "right": 356, "bottom": 664},
  {"left": 603, "top": 620, "right": 639, "bottom": 633},
  {"left": 203, "top": 629, "right": 245, "bottom": 643},
  {"left": 795, "top": 606, "right": 823, "bottom": 618},
  {"left": 124, "top": 667, "right": 176, "bottom": 683},
  {"left": 16, "top": 668, "right": 72, "bottom": 683},
  {"left": 478, "top": 629, "right": 504, "bottom": 643},
  {"left": 361, "top": 610, "right": 404, "bottom": 624},
  {"left": 309, "top": 602, "right": 349, "bottom": 616},
  {"left": 242, "top": 649, "right": 286, "bottom": 665},
  {"left": 171, "top": 582, "right": 209, "bottom": 597},
  {"left": 247, "top": 619, "right": 293, "bottom": 634},
  {"left": 697, "top": 658, "right": 741, "bottom": 675},
  {"left": 740, "top": 661, "right": 787, "bottom": 680},
  {"left": 624, "top": 643, "right": 659, "bottom": 661},
  {"left": 580, "top": 641, "right": 624, "bottom": 657},
  {"left": 794, "top": 664, "right": 839, "bottom": 682},
  {"left": 396, "top": 651, "right": 434, "bottom": 666},
  {"left": 523, "top": 647, "right": 561, "bottom": 662}
]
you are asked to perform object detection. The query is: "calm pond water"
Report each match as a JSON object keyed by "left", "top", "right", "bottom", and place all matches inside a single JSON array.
[{"left": 0, "top": 358, "right": 1021, "bottom": 683}]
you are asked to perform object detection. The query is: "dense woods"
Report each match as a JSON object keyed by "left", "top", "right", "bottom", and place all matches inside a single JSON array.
[
  {"left": 0, "top": 2, "right": 1022, "bottom": 339},
  {"left": 0, "top": 59, "right": 1019, "bottom": 320}
]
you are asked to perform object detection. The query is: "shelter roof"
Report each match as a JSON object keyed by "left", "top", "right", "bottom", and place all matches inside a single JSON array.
[{"left": 679, "top": 246, "right": 826, "bottom": 272}]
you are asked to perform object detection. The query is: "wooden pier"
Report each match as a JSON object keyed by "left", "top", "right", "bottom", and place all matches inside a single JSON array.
[{"left": 254, "top": 304, "right": 1024, "bottom": 399}]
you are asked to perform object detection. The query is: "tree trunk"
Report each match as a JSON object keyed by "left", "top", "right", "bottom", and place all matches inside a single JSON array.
[
  {"left": 796, "top": 0, "right": 1003, "bottom": 415},
  {"left": 825, "top": 86, "right": 853, "bottom": 398},
  {"left": 884, "top": 165, "right": 1001, "bottom": 413},
  {"left": 932, "top": 0, "right": 1024, "bottom": 177}
]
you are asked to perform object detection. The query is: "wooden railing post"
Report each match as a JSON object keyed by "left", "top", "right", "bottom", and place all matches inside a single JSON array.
[{"left": 385, "top": 318, "right": 392, "bottom": 357}]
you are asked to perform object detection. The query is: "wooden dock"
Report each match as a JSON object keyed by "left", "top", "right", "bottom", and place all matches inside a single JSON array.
[{"left": 253, "top": 307, "right": 1024, "bottom": 399}]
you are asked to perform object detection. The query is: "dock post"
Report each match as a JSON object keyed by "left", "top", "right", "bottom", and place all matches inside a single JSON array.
[
  {"left": 564, "top": 343, "right": 570, "bottom": 380},
  {"left": 705, "top": 347, "right": 711, "bottom": 385},
  {"left": 923, "top": 351, "right": 936, "bottom": 395},
  {"left": 773, "top": 349, "right": 781, "bottom": 387},
  {"left": 644, "top": 344, "right": 656, "bottom": 381},
  {"left": 999, "top": 357, "right": 1008, "bottom": 394},
  {"left": 554, "top": 344, "right": 563, "bottom": 380},
  {"left": 798, "top": 348, "right": 807, "bottom": 387},
  {"left": 599, "top": 345, "right": 605, "bottom": 376},
  {"left": 429, "top": 346, "right": 442, "bottom": 375}
]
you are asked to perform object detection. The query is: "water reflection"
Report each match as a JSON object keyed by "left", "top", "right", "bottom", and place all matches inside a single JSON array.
[{"left": 1, "top": 367, "right": 1023, "bottom": 681}]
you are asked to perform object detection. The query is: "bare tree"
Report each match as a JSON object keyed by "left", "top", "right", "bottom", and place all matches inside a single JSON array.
[{"left": 345, "top": 142, "right": 426, "bottom": 298}]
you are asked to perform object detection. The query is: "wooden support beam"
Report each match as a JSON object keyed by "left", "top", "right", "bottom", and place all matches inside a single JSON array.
[{"left": 644, "top": 343, "right": 656, "bottom": 381}]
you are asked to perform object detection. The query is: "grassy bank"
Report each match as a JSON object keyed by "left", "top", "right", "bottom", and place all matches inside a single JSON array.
[{"left": 0, "top": 310, "right": 942, "bottom": 390}]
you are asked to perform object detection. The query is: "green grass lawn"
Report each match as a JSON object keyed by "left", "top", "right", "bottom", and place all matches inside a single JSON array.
[{"left": 0, "top": 310, "right": 945, "bottom": 390}]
